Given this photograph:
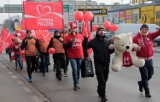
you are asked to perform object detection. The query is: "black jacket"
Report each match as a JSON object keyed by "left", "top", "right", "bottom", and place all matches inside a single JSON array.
[{"left": 84, "top": 36, "right": 114, "bottom": 65}]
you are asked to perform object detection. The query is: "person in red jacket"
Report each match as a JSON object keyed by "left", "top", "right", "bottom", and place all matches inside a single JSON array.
[
  {"left": 12, "top": 38, "right": 23, "bottom": 70},
  {"left": 133, "top": 24, "right": 160, "bottom": 98},
  {"left": 64, "top": 25, "right": 84, "bottom": 91}
]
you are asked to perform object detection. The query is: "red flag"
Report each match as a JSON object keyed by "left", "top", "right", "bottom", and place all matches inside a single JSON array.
[
  {"left": 23, "top": 1, "right": 64, "bottom": 30},
  {"left": 21, "top": 19, "right": 26, "bottom": 30},
  {"left": 34, "top": 30, "right": 52, "bottom": 45},
  {"left": 0, "top": 29, "right": 15, "bottom": 54},
  {"left": 81, "top": 21, "right": 92, "bottom": 58}
]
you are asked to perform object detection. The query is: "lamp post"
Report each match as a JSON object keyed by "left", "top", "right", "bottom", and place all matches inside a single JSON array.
[{"left": 7, "top": 0, "right": 11, "bottom": 31}]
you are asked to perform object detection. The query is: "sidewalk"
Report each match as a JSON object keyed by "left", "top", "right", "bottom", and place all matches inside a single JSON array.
[{"left": 0, "top": 53, "right": 50, "bottom": 102}]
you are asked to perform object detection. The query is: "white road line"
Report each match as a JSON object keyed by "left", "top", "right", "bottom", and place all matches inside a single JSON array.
[
  {"left": 23, "top": 87, "right": 32, "bottom": 93},
  {"left": 17, "top": 80, "right": 24, "bottom": 85},
  {"left": 2, "top": 65, "right": 6, "bottom": 68},
  {"left": 7, "top": 71, "right": 13, "bottom": 74},
  {"left": 32, "top": 96, "right": 42, "bottom": 102},
  {"left": 11, "top": 75, "right": 18, "bottom": 79}
]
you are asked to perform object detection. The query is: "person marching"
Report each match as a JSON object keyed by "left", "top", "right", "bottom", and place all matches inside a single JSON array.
[
  {"left": 12, "top": 37, "right": 23, "bottom": 70},
  {"left": 84, "top": 26, "right": 114, "bottom": 102},
  {"left": 133, "top": 24, "right": 160, "bottom": 98},
  {"left": 61, "top": 29, "right": 69, "bottom": 77},
  {"left": 21, "top": 30, "right": 39, "bottom": 82},
  {"left": 63, "top": 22, "right": 84, "bottom": 91},
  {"left": 48, "top": 30, "right": 65, "bottom": 80},
  {"left": 37, "top": 38, "right": 49, "bottom": 76}
]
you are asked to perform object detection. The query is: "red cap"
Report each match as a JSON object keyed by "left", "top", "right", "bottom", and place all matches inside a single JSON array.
[{"left": 69, "top": 21, "right": 77, "bottom": 29}]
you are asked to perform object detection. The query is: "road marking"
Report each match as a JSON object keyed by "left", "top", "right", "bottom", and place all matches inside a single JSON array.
[
  {"left": 2, "top": 65, "right": 6, "bottom": 68},
  {"left": 7, "top": 71, "right": 13, "bottom": 74},
  {"left": 11, "top": 75, "right": 18, "bottom": 79},
  {"left": 17, "top": 80, "right": 24, "bottom": 85},
  {"left": 32, "top": 96, "right": 42, "bottom": 102},
  {"left": 23, "top": 87, "right": 32, "bottom": 92}
]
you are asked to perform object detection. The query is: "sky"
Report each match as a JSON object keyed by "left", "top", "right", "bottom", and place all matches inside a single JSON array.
[{"left": 0, "top": 0, "right": 130, "bottom": 24}]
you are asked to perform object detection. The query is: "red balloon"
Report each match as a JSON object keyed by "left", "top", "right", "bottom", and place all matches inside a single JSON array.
[
  {"left": 110, "top": 24, "right": 118, "bottom": 32},
  {"left": 92, "top": 25, "right": 98, "bottom": 32},
  {"left": 104, "top": 21, "right": 111, "bottom": 29},
  {"left": 74, "top": 11, "right": 83, "bottom": 21},
  {"left": 48, "top": 48, "right": 55, "bottom": 54},
  {"left": 84, "top": 11, "right": 93, "bottom": 21}
]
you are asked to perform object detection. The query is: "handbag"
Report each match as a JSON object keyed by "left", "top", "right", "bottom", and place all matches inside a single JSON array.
[{"left": 81, "top": 58, "right": 94, "bottom": 78}]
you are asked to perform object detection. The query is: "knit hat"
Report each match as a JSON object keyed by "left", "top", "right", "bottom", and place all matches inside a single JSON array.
[
  {"left": 54, "top": 30, "right": 60, "bottom": 34},
  {"left": 140, "top": 24, "right": 149, "bottom": 30},
  {"left": 96, "top": 26, "right": 104, "bottom": 34}
]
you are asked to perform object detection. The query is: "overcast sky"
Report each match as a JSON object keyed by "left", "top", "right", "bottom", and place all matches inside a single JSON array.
[{"left": 0, "top": 0, "right": 130, "bottom": 24}]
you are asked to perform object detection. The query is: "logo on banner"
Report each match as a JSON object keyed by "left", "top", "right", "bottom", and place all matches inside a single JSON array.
[{"left": 24, "top": 2, "right": 64, "bottom": 30}]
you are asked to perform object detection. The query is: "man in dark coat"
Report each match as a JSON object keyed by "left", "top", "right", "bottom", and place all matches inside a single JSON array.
[{"left": 84, "top": 26, "right": 114, "bottom": 102}]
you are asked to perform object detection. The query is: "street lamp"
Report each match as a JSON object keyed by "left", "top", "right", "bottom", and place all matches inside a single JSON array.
[{"left": 7, "top": 0, "right": 11, "bottom": 31}]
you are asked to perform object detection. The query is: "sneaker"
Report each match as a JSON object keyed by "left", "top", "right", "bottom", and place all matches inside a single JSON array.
[
  {"left": 64, "top": 73, "right": 68, "bottom": 77},
  {"left": 101, "top": 96, "right": 108, "bottom": 102},
  {"left": 73, "top": 84, "right": 78, "bottom": 91},
  {"left": 29, "top": 77, "right": 32, "bottom": 83},
  {"left": 138, "top": 81, "right": 143, "bottom": 92},
  {"left": 56, "top": 76, "right": 62, "bottom": 80}
]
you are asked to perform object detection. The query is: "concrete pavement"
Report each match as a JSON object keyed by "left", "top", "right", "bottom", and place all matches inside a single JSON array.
[
  {"left": 0, "top": 53, "right": 50, "bottom": 102},
  {"left": 0, "top": 47, "right": 160, "bottom": 102}
]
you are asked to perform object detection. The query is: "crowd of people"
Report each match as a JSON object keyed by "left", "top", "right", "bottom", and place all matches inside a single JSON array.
[{"left": 7, "top": 24, "right": 160, "bottom": 102}]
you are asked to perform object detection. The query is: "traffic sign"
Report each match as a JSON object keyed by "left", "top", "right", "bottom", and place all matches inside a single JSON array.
[{"left": 63, "top": 4, "right": 69, "bottom": 12}]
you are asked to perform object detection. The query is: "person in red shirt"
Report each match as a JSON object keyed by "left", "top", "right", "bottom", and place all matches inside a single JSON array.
[
  {"left": 12, "top": 38, "right": 23, "bottom": 70},
  {"left": 133, "top": 24, "right": 160, "bottom": 98},
  {"left": 64, "top": 25, "right": 84, "bottom": 91}
]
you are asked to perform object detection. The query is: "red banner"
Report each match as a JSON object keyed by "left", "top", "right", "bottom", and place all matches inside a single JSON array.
[
  {"left": 23, "top": 1, "right": 64, "bottom": 30},
  {"left": 34, "top": 30, "right": 52, "bottom": 45},
  {"left": 0, "top": 29, "right": 15, "bottom": 54}
]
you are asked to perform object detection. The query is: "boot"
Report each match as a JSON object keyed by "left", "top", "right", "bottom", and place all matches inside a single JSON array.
[
  {"left": 145, "top": 90, "right": 151, "bottom": 98},
  {"left": 101, "top": 95, "right": 108, "bottom": 102},
  {"left": 138, "top": 81, "right": 143, "bottom": 92}
]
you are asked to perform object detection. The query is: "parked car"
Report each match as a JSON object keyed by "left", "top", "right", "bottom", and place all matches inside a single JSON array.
[
  {"left": 154, "top": 36, "right": 160, "bottom": 47},
  {"left": 104, "top": 32, "right": 115, "bottom": 39}
]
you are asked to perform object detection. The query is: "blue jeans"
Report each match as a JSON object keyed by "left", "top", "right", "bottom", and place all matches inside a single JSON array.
[
  {"left": 69, "top": 58, "right": 82, "bottom": 86},
  {"left": 15, "top": 54, "right": 23, "bottom": 68}
]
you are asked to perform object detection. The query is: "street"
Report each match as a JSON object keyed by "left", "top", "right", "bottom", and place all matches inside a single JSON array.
[{"left": 0, "top": 50, "right": 160, "bottom": 102}]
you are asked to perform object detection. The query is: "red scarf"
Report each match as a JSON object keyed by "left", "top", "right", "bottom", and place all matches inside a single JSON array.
[{"left": 123, "top": 51, "right": 133, "bottom": 67}]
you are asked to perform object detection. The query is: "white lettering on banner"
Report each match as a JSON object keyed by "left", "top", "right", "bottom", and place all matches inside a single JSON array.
[
  {"left": 38, "top": 18, "right": 54, "bottom": 26},
  {"left": 2, "top": 42, "right": 9, "bottom": 49}
]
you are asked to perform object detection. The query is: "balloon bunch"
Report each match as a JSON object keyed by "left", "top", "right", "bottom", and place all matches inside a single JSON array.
[
  {"left": 104, "top": 21, "right": 118, "bottom": 32},
  {"left": 74, "top": 11, "right": 93, "bottom": 22},
  {"left": 92, "top": 21, "right": 118, "bottom": 32}
]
